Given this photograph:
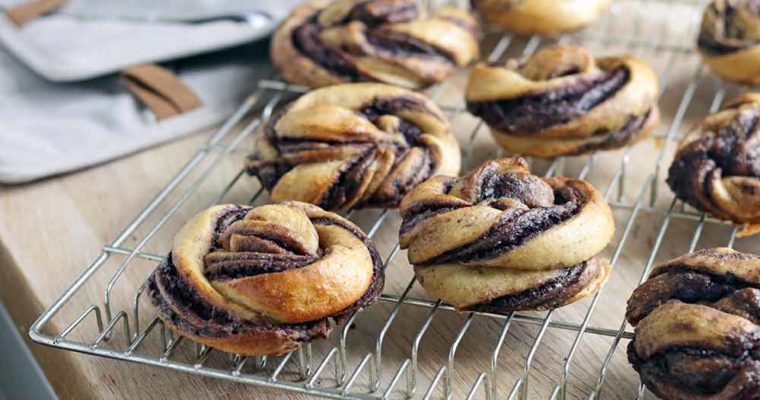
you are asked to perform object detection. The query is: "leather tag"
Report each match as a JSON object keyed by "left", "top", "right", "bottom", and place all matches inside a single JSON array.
[
  {"left": 5, "top": 0, "right": 66, "bottom": 26},
  {"left": 122, "top": 64, "right": 202, "bottom": 121}
]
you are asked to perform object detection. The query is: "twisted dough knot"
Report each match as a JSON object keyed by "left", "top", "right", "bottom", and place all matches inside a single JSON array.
[
  {"left": 667, "top": 93, "right": 760, "bottom": 226},
  {"left": 465, "top": 45, "right": 660, "bottom": 158},
  {"left": 699, "top": 0, "right": 760, "bottom": 85},
  {"left": 149, "top": 202, "right": 383, "bottom": 355},
  {"left": 470, "top": 0, "right": 611, "bottom": 36},
  {"left": 626, "top": 248, "right": 760, "bottom": 400},
  {"left": 271, "top": 0, "right": 479, "bottom": 89},
  {"left": 247, "top": 83, "right": 461, "bottom": 211},
  {"left": 398, "top": 157, "right": 614, "bottom": 312}
]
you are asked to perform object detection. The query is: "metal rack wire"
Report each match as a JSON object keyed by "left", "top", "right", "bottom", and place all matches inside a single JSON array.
[{"left": 29, "top": 0, "right": 758, "bottom": 398}]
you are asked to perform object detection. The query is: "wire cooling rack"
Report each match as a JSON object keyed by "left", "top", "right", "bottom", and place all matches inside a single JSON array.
[{"left": 29, "top": 0, "right": 760, "bottom": 398}]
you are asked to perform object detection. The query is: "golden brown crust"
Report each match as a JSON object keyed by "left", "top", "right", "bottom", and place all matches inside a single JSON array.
[
  {"left": 471, "top": 0, "right": 611, "bottom": 36},
  {"left": 698, "top": 0, "right": 760, "bottom": 85},
  {"left": 465, "top": 45, "right": 660, "bottom": 158},
  {"left": 667, "top": 94, "right": 760, "bottom": 226},
  {"left": 399, "top": 157, "right": 614, "bottom": 311},
  {"left": 149, "top": 202, "right": 384, "bottom": 356},
  {"left": 247, "top": 83, "right": 461, "bottom": 211},
  {"left": 626, "top": 248, "right": 760, "bottom": 400},
  {"left": 270, "top": 0, "right": 480, "bottom": 89}
]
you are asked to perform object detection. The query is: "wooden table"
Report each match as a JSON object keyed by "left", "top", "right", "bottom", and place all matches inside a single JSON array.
[{"left": 3, "top": 2, "right": 760, "bottom": 398}]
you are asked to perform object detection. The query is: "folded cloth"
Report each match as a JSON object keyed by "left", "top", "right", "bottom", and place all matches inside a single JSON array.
[
  {"left": 0, "top": 0, "right": 302, "bottom": 184},
  {"left": 0, "top": 0, "right": 298, "bottom": 80},
  {"left": 0, "top": 40, "right": 273, "bottom": 183}
]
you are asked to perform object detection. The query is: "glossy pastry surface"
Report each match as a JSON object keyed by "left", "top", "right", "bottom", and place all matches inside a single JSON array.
[
  {"left": 465, "top": 45, "right": 660, "bottom": 158},
  {"left": 148, "top": 202, "right": 384, "bottom": 356},
  {"left": 626, "top": 248, "right": 760, "bottom": 400},
  {"left": 399, "top": 157, "right": 614, "bottom": 312},
  {"left": 271, "top": 0, "right": 479, "bottom": 89},
  {"left": 471, "top": 0, "right": 611, "bottom": 36},
  {"left": 698, "top": 0, "right": 760, "bottom": 85},
  {"left": 667, "top": 93, "right": 760, "bottom": 226},
  {"left": 247, "top": 83, "right": 461, "bottom": 211}
]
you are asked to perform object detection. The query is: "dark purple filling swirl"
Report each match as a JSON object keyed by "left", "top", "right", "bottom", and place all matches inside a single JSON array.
[
  {"left": 698, "top": 0, "right": 760, "bottom": 56},
  {"left": 290, "top": 0, "right": 456, "bottom": 80},
  {"left": 466, "top": 67, "right": 629, "bottom": 133}
]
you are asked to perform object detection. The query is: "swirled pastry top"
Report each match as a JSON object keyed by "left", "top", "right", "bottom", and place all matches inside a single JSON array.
[
  {"left": 470, "top": 0, "right": 611, "bottom": 36},
  {"left": 698, "top": 0, "right": 760, "bottom": 85},
  {"left": 399, "top": 157, "right": 614, "bottom": 312},
  {"left": 465, "top": 45, "right": 660, "bottom": 157},
  {"left": 667, "top": 93, "right": 760, "bottom": 225},
  {"left": 699, "top": 0, "right": 760, "bottom": 55},
  {"left": 626, "top": 248, "right": 760, "bottom": 400},
  {"left": 148, "top": 202, "right": 384, "bottom": 356},
  {"left": 270, "top": 0, "right": 480, "bottom": 89},
  {"left": 247, "top": 83, "right": 461, "bottom": 211}
]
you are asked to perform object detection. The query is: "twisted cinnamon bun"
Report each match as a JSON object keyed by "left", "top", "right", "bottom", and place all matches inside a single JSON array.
[
  {"left": 148, "top": 202, "right": 384, "bottom": 356},
  {"left": 246, "top": 83, "right": 461, "bottom": 211},
  {"left": 470, "top": 0, "right": 611, "bottom": 36},
  {"left": 398, "top": 157, "right": 614, "bottom": 312},
  {"left": 667, "top": 94, "right": 760, "bottom": 227},
  {"left": 698, "top": 0, "right": 760, "bottom": 85},
  {"left": 271, "top": 0, "right": 480, "bottom": 89},
  {"left": 626, "top": 248, "right": 760, "bottom": 400},
  {"left": 465, "top": 45, "right": 660, "bottom": 158}
]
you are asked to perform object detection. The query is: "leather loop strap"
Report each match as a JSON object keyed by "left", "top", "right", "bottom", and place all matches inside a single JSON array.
[
  {"left": 122, "top": 64, "right": 202, "bottom": 121},
  {"left": 5, "top": 0, "right": 66, "bottom": 26}
]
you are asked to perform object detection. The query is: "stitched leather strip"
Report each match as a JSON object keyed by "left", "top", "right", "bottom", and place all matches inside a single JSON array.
[
  {"left": 122, "top": 64, "right": 202, "bottom": 120},
  {"left": 5, "top": 0, "right": 65, "bottom": 26}
]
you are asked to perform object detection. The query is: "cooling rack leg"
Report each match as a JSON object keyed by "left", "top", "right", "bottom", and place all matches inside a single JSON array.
[
  {"left": 488, "top": 314, "right": 514, "bottom": 400},
  {"left": 445, "top": 314, "right": 475, "bottom": 398},
  {"left": 407, "top": 301, "right": 441, "bottom": 398}
]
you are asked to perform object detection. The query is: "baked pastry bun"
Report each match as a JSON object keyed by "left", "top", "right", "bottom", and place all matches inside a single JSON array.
[
  {"left": 465, "top": 45, "right": 660, "bottom": 158},
  {"left": 471, "top": 0, "right": 611, "bottom": 36},
  {"left": 247, "top": 83, "right": 461, "bottom": 211},
  {"left": 626, "top": 248, "right": 760, "bottom": 400},
  {"left": 270, "top": 0, "right": 480, "bottom": 89},
  {"left": 148, "top": 202, "right": 384, "bottom": 356},
  {"left": 698, "top": 0, "right": 760, "bottom": 85},
  {"left": 667, "top": 93, "right": 760, "bottom": 229},
  {"left": 399, "top": 157, "right": 614, "bottom": 312}
]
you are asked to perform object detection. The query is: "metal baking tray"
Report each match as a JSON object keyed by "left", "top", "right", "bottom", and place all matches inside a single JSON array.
[{"left": 30, "top": 0, "right": 759, "bottom": 398}]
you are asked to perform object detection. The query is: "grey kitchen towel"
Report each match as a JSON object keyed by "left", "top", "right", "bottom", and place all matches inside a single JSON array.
[
  {"left": 0, "top": 0, "right": 298, "bottom": 81},
  {"left": 0, "top": 1, "right": 299, "bottom": 184}
]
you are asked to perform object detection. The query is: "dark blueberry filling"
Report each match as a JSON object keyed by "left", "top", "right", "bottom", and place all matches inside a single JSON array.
[
  {"left": 420, "top": 184, "right": 585, "bottom": 265},
  {"left": 470, "top": 260, "right": 590, "bottom": 312},
  {"left": 211, "top": 206, "right": 252, "bottom": 249},
  {"left": 698, "top": 1, "right": 760, "bottom": 55},
  {"left": 289, "top": 0, "right": 454, "bottom": 79},
  {"left": 666, "top": 107, "right": 760, "bottom": 213},
  {"left": 148, "top": 254, "right": 329, "bottom": 339},
  {"left": 360, "top": 95, "right": 435, "bottom": 144},
  {"left": 248, "top": 93, "right": 438, "bottom": 209},
  {"left": 628, "top": 339, "right": 760, "bottom": 397},
  {"left": 205, "top": 253, "right": 318, "bottom": 281},
  {"left": 627, "top": 264, "right": 760, "bottom": 325},
  {"left": 571, "top": 109, "right": 653, "bottom": 155},
  {"left": 319, "top": 148, "right": 378, "bottom": 210},
  {"left": 349, "top": 0, "right": 420, "bottom": 27},
  {"left": 467, "top": 68, "right": 629, "bottom": 133},
  {"left": 365, "top": 29, "right": 456, "bottom": 64},
  {"left": 292, "top": 22, "right": 366, "bottom": 81}
]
